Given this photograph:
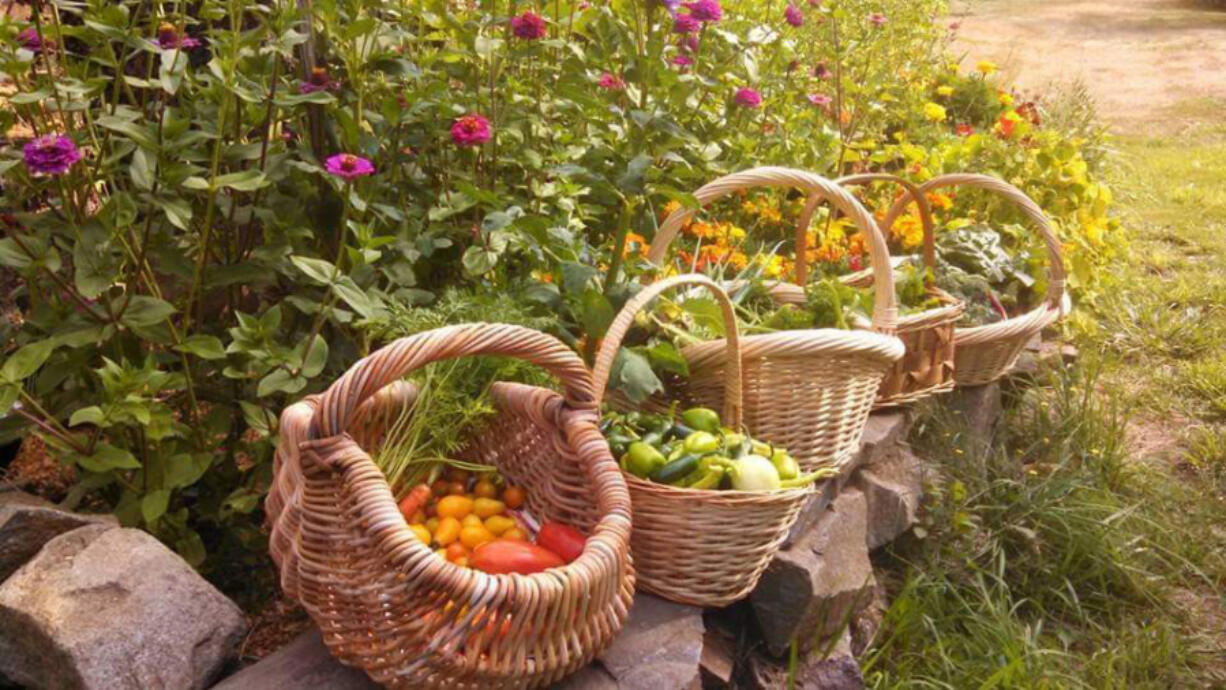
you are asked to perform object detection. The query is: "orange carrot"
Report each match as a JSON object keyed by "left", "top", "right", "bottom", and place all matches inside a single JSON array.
[{"left": 398, "top": 484, "right": 432, "bottom": 521}]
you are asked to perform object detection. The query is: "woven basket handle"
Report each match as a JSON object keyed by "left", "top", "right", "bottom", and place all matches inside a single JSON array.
[
  {"left": 592, "top": 274, "right": 742, "bottom": 428},
  {"left": 309, "top": 323, "right": 596, "bottom": 440},
  {"left": 882, "top": 173, "right": 1066, "bottom": 308},
  {"left": 646, "top": 166, "right": 897, "bottom": 333},
  {"left": 833, "top": 174, "right": 936, "bottom": 286}
]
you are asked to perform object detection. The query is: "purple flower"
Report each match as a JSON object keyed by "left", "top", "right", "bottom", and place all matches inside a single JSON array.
[
  {"left": 784, "top": 4, "right": 804, "bottom": 27},
  {"left": 734, "top": 87, "right": 762, "bottom": 108},
  {"left": 867, "top": 12, "right": 887, "bottom": 27},
  {"left": 451, "top": 114, "right": 492, "bottom": 147},
  {"left": 17, "top": 28, "right": 51, "bottom": 54},
  {"left": 324, "top": 153, "right": 375, "bottom": 180},
  {"left": 671, "top": 54, "right": 694, "bottom": 67},
  {"left": 813, "top": 61, "right": 832, "bottom": 79},
  {"left": 673, "top": 13, "right": 700, "bottom": 33},
  {"left": 598, "top": 72, "right": 625, "bottom": 90},
  {"left": 510, "top": 11, "right": 548, "bottom": 40},
  {"left": 807, "top": 93, "right": 832, "bottom": 107},
  {"left": 684, "top": 0, "right": 722, "bottom": 22},
  {"left": 155, "top": 23, "right": 201, "bottom": 50},
  {"left": 23, "top": 134, "right": 81, "bottom": 177},
  {"left": 299, "top": 66, "right": 340, "bottom": 94},
  {"left": 682, "top": 35, "right": 700, "bottom": 53}
]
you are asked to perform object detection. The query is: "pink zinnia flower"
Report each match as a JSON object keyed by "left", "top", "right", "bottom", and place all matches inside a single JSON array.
[
  {"left": 23, "top": 134, "right": 81, "bottom": 176},
  {"left": 325, "top": 153, "right": 375, "bottom": 180},
  {"left": 813, "top": 61, "right": 832, "bottom": 79},
  {"left": 784, "top": 4, "right": 804, "bottom": 27},
  {"left": 299, "top": 66, "right": 340, "bottom": 94},
  {"left": 848, "top": 254, "right": 862, "bottom": 271},
  {"left": 598, "top": 73, "right": 625, "bottom": 90},
  {"left": 807, "top": 93, "right": 832, "bottom": 107},
  {"left": 682, "top": 35, "right": 700, "bottom": 53},
  {"left": 17, "top": 27, "right": 51, "bottom": 54},
  {"left": 867, "top": 12, "right": 887, "bottom": 27},
  {"left": 671, "top": 54, "right": 694, "bottom": 67},
  {"left": 451, "top": 114, "right": 492, "bottom": 147},
  {"left": 734, "top": 87, "right": 762, "bottom": 108},
  {"left": 684, "top": 0, "right": 722, "bottom": 22},
  {"left": 673, "top": 13, "right": 700, "bottom": 33},
  {"left": 510, "top": 11, "right": 548, "bottom": 40},
  {"left": 154, "top": 23, "right": 201, "bottom": 49}
]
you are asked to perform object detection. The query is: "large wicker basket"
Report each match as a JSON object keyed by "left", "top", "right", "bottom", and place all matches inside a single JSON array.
[
  {"left": 646, "top": 167, "right": 905, "bottom": 474},
  {"left": 880, "top": 173, "right": 1067, "bottom": 386},
  {"left": 770, "top": 173, "right": 965, "bottom": 408},
  {"left": 267, "top": 323, "right": 635, "bottom": 689},
  {"left": 593, "top": 273, "right": 814, "bottom": 607}
]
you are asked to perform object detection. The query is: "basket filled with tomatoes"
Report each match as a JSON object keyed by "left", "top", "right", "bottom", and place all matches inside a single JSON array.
[
  {"left": 267, "top": 324, "right": 633, "bottom": 688},
  {"left": 592, "top": 274, "right": 829, "bottom": 608}
]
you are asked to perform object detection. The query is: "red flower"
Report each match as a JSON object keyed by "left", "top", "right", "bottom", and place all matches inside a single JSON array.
[
  {"left": 598, "top": 72, "right": 625, "bottom": 90},
  {"left": 451, "top": 114, "right": 492, "bottom": 147},
  {"left": 955, "top": 123, "right": 974, "bottom": 137},
  {"left": 511, "top": 11, "right": 548, "bottom": 40}
]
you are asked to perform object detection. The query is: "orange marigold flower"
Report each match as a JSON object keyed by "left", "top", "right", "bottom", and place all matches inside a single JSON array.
[
  {"left": 623, "top": 232, "right": 648, "bottom": 257},
  {"left": 925, "top": 192, "right": 953, "bottom": 211}
]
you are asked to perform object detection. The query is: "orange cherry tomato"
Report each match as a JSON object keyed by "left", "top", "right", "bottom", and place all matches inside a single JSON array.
[
  {"left": 501, "top": 527, "right": 527, "bottom": 541},
  {"left": 502, "top": 486, "right": 526, "bottom": 509},
  {"left": 473, "top": 479, "right": 499, "bottom": 499},
  {"left": 445, "top": 542, "right": 469, "bottom": 562},
  {"left": 460, "top": 525, "right": 495, "bottom": 550},
  {"left": 434, "top": 517, "right": 461, "bottom": 546},
  {"left": 437, "top": 495, "right": 474, "bottom": 520}
]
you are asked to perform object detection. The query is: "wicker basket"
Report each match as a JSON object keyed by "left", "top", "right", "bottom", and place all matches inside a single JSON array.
[
  {"left": 267, "top": 323, "right": 635, "bottom": 689},
  {"left": 880, "top": 173, "right": 1067, "bottom": 386},
  {"left": 646, "top": 167, "right": 905, "bottom": 474},
  {"left": 769, "top": 173, "right": 965, "bottom": 408},
  {"left": 593, "top": 273, "right": 814, "bottom": 607}
]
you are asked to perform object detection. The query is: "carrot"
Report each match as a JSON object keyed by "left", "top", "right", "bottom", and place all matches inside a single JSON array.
[{"left": 398, "top": 484, "right": 433, "bottom": 521}]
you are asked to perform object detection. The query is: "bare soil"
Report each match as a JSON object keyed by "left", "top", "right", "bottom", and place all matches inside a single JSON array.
[{"left": 951, "top": 0, "right": 1226, "bottom": 132}]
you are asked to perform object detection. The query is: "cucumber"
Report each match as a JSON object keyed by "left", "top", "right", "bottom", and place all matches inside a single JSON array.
[{"left": 650, "top": 453, "right": 702, "bottom": 484}]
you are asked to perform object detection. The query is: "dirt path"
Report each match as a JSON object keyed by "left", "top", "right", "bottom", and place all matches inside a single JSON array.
[{"left": 951, "top": 0, "right": 1226, "bottom": 133}]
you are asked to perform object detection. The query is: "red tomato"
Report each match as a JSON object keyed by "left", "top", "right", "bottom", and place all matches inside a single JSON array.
[
  {"left": 536, "top": 522, "right": 587, "bottom": 564},
  {"left": 470, "top": 540, "right": 564, "bottom": 575}
]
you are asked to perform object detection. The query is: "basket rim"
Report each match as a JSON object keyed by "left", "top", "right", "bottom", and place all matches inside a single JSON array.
[
  {"left": 681, "top": 328, "right": 905, "bottom": 367},
  {"left": 954, "top": 300, "right": 1061, "bottom": 346},
  {"left": 622, "top": 469, "right": 818, "bottom": 503}
]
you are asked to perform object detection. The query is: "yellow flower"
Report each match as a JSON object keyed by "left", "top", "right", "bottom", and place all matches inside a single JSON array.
[
  {"left": 922, "top": 102, "right": 947, "bottom": 122},
  {"left": 936, "top": 85, "right": 954, "bottom": 97},
  {"left": 997, "top": 90, "right": 1014, "bottom": 107},
  {"left": 925, "top": 192, "right": 953, "bottom": 211},
  {"left": 976, "top": 60, "right": 997, "bottom": 75}
]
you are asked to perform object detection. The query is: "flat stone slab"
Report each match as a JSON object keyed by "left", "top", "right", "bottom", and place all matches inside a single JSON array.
[
  {"left": 212, "top": 629, "right": 376, "bottom": 690},
  {"left": 0, "top": 489, "right": 115, "bottom": 582}
]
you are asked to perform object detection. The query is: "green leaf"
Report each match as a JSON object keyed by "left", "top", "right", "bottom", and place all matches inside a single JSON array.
[
  {"left": 578, "top": 289, "right": 615, "bottom": 340},
  {"left": 120, "top": 296, "right": 176, "bottom": 328},
  {"left": 474, "top": 35, "right": 504, "bottom": 60},
  {"left": 273, "top": 91, "right": 337, "bottom": 107},
  {"left": 175, "top": 530, "right": 207, "bottom": 567},
  {"left": 0, "top": 386, "right": 18, "bottom": 416},
  {"left": 151, "top": 195, "right": 193, "bottom": 230},
  {"left": 176, "top": 335, "right": 226, "bottom": 360},
  {"left": 640, "top": 341, "right": 690, "bottom": 377},
  {"left": 617, "top": 154, "right": 653, "bottom": 194},
  {"left": 2, "top": 340, "right": 55, "bottom": 382},
  {"left": 332, "top": 279, "right": 378, "bottom": 319},
  {"left": 165, "top": 453, "right": 212, "bottom": 489},
  {"left": 141, "top": 489, "right": 170, "bottom": 525},
  {"left": 290, "top": 255, "right": 339, "bottom": 285},
  {"left": 301, "top": 335, "right": 328, "bottom": 377},
  {"left": 610, "top": 348, "right": 664, "bottom": 403},
  {"left": 560, "top": 262, "right": 598, "bottom": 293},
  {"left": 0, "top": 238, "right": 32, "bottom": 269},
  {"left": 680, "top": 297, "right": 727, "bottom": 337},
  {"left": 257, "top": 368, "right": 307, "bottom": 397},
  {"left": 77, "top": 443, "right": 142, "bottom": 473},
  {"left": 97, "top": 115, "right": 158, "bottom": 150},
  {"left": 239, "top": 401, "right": 276, "bottom": 438},
  {"left": 214, "top": 169, "right": 269, "bottom": 192},
  {"left": 481, "top": 211, "right": 512, "bottom": 233},
  {"left": 130, "top": 148, "right": 156, "bottom": 191},
  {"left": 69, "top": 406, "right": 107, "bottom": 427},
  {"left": 462, "top": 245, "right": 500, "bottom": 276},
  {"left": 159, "top": 50, "right": 189, "bottom": 95}
]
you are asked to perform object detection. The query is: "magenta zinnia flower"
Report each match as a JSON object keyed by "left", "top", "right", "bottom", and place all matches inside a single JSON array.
[
  {"left": 598, "top": 73, "right": 625, "bottom": 90},
  {"left": 813, "top": 61, "right": 832, "bottom": 79},
  {"left": 673, "top": 13, "right": 700, "bottom": 33},
  {"left": 17, "top": 28, "right": 51, "bottom": 54},
  {"left": 510, "top": 11, "right": 548, "bottom": 40},
  {"left": 784, "top": 4, "right": 804, "bottom": 27},
  {"left": 451, "top": 114, "right": 492, "bottom": 147},
  {"left": 684, "top": 0, "right": 722, "bottom": 22},
  {"left": 671, "top": 54, "right": 694, "bottom": 67},
  {"left": 807, "top": 93, "right": 832, "bottom": 107},
  {"left": 867, "top": 12, "right": 887, "bottom": 26},
  {"left": 300, "top": 66, "right": 340, "bottom": 94},
  {"left": 155, "top": 23, "right": 201, "bottom": 49},
  {"left": 23, "top": 135, "right": 81, "bottom": 176},
  {"left": 325, "top": 153, "right": 375, "bottom": 180},
  {"left": 734, "top": 87, "right": 762, "bottom": 108}
]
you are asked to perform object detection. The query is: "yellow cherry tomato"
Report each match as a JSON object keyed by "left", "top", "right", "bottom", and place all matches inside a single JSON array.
[
  {"left": 434, "top": 516, "right": 462, "bottom": 546},
  {"left": 437, "top": 495, "right": 474, "bottom": 520},
  {"left": 411, "top": 510, "right": 427, "bottom": 524},
  {"left": 409, "top": 524, "right": 431, "bottom": 545},
  {"left": 501, "top": 527, "right": 527, "bottom": 541},
  {"left": 461, "top": 514, "right": 484, "bottom": 528},
  {"left": 473, "top": 479, "right": 499, "bottom": 499},
  {"left": 425, "top": 517, "right": 439, "bottom": 533},
  {"left": 484, "top": 515, "right": 516, "bottom": 536},
  {"left": 460, "top": 525, "right": 495, "bottom": 550},
  {"left": 454, "top": 557, "right": 469, "bottom": 569},
  {"left": 472, "top": 498, "right": 506, "bottom": 519}
]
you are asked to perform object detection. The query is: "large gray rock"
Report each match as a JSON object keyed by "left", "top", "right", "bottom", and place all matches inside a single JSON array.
[
  {"left": 597, "top": 593, "right": 704, "bottom": 690},
  {"left": 213, "top": 629, "right": 377, "bottom": 690},
  {"left": 856, "top": 448, "right": 924, "bottom": 550},
  {"left": 751, "top": 488, "right": 875, "bottom": 657},
  {"left": 946, "top": 381, "right": 1002, "bottom": 452},
  {"left": 852, "top": 412, "right": 914, "bottom": 472},
  {"left": 0, "top": 490, "right": 114, "bottom": 582},
  {"left": 0, "top": 524, "right": 245, "bottom": 689},
  {"left": 740, "top": 632, "right": 863, "bottom": 690}
]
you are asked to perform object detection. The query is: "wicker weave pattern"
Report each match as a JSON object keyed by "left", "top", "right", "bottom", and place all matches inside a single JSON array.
[
  {"left": 881, "top": 173, "right": 1066, "bottom": 386},
  {"left": 644, "top": 167, "right": 904, "bottom": 472},
  {"left": 268, "top": 324, "right": 635, "bottom": 689},
  {"left": 593, "top": 274, "right": 814, "bottom": 607}
]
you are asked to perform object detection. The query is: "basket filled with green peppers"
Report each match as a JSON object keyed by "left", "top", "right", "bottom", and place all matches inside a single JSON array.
[{"left": 592, "top": 274, "right": 831, "bottom": 608}]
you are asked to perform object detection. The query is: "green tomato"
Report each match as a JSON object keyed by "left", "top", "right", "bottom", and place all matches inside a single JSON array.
[
  {"left": 770, "top": 450, "right": 800, "bottom": 481},
  {"left": 729, "top": 454, "right": 782, "bottom": 491}
]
